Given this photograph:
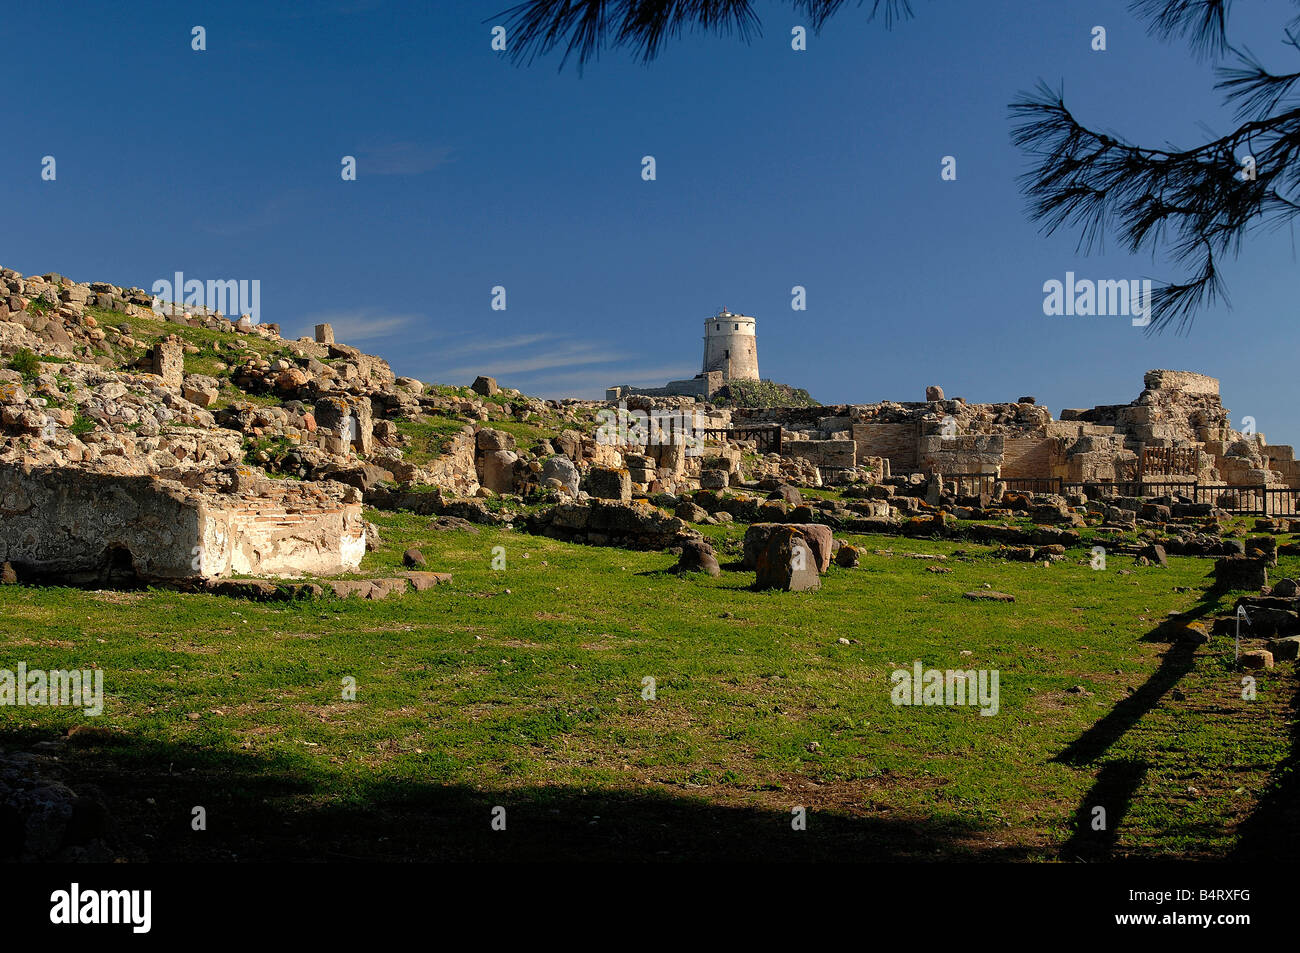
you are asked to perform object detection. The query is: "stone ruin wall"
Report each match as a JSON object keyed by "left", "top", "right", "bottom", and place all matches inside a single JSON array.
[
  {"left": 607, "top": 371, "right": 723, "bottom": 401},
  {"left": 6, "top": 261, "right": 1297, "bottom": 583},
  {"left": 198, "top": 497, "right": 366, "bottom": 578},
  {"left": 728, "top": 370, "right": 1299, "bottom": 490},
  {"left": 0, "top": 265, "right": 484, "bottom": 580},
  {"left": 852, "top": 422, "right": 918, "bottom": 472},
  {"left": 1, "top": 465, "right": 201, "bottom": 582},
  {"left": 0, "top": 463, "right": 365, "bottom": 582}
]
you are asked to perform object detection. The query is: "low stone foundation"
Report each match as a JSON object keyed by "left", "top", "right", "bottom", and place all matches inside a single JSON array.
[
  {"left": 527, "top": 499, "right": 696, "bottom": 550},
  {"left": 0, "top": 463, "right": 364, "bottom": 582}
]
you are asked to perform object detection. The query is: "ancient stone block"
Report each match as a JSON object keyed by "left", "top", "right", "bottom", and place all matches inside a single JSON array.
[
  {"left": 743, "top": 522, "right": 832, "bottom": 572},
  {"left": 541, "top": 455, "right": 579, "bottom": 495},
  {"left": 550, "top": 502, "right": 591, "bottom": 531},
  {"left": 769, "top": 485, "right": 802, "bottom": 505},
  {"left": 675, "top": 501, "right": 707, "bottom": 523},
  {"left": 1239, "top": 650, "right": 1274, "bottom": 670},
  {"left": 962, "top": 590, "right": 1016, "bottom": 602},
  {"left": 0, "top": 463, "right": 364, "bottom": 582},
  {"left": 585, "top": 467, "right": 631, "bottom": 501},
  {"left": 676, "top": 539, "right": 720, "bottom": 577},
  {"left": 401, "top": 571, "right": 452, "bottom": 590},
  {"left": 797, "top": 524, "right": 833, "bottom": 572},
  {"left": 755, "top": 528, "right": 820, "bottom": 592},
  {"left": 329, "top": 463, "right": 394, "bottom": 493},
  {"left": 476, "top": 428, "right": 515, "bottom": 452},
  {"left": 182, "top": 375, "right": 220, "bottom": 408},
  {"left": 1246, "top": 536, "right": 1278, "bottom": 566},
  {"left": 782, "top": 439, "right": 856, "bottom": 469},
  {"left": 478, "top": 449, "right": 518, "bottom": 494},
  {"left": 315, "top": 396, "right": 374, "bottom": 455},
  {"left": 1268, "top": 636, "right": 1300, "bottom": 661},
  {"left": 700, "top": 469, "right": 729, "bottom": 490},
  {"left": 1142, "top": 543, "right": 1168, "bottom": 568},
  {"left": 648, "top": 439, "right": 687, "bottom": 476},
  {"left": 152, "top": 341, "right": 183, "bottom": 387},
  {"left": 1140, "top": 503, "right": 1172, "bottom": 522},
  {"left": 1214, "top": 556, "right": 1268, "bottom": 591}
]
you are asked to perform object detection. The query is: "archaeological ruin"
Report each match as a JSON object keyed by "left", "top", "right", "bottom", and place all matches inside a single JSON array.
[
  {"left": 733, "top": 369, "right": 1297, "bottom": 493},
  {"left": 1, "top": 263, "right": 1296, "bottom": 589}
]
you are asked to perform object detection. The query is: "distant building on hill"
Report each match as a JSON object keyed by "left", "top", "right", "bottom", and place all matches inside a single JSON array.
[{"left": 607, "top": 307, "right": 759, "bottom": 401}]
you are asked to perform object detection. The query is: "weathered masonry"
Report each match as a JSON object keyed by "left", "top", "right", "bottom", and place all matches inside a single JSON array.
[
  {"left": 732, "top": 370, "right": 1298, "bottom": 490},
  {"left": 0, "top": 464, "right": 365, "bottom": 583}
]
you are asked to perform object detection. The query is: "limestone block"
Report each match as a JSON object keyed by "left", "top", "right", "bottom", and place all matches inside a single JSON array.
[
  {"left": 700, "top": 469, "right": 729, "bottom": 490},
  {"left": 152, "top": 341, "right": 184, "bottom": 387},
  {"left": 476, "top": 428, "right": 515, "bottom": 452},
  {"left": 755, "top": 528, "right": 821, "bottom": 592},
  {"left": 541, "top": 454, "right": 579, "bottom": 495},
  {"left": 478, "top": 449, "right": 518, "bottom": 494},
  {"left": 585, "top": 466, "right": 631, "bottom": 501}
]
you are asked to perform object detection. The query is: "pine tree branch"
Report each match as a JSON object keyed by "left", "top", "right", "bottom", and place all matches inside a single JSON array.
[{"left": 491, "top": 0, "right": 915, "bottom": 70}]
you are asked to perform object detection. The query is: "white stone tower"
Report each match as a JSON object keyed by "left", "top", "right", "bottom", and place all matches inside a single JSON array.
[{"left": 702, "top": 308, "right": 759, "bottom": 381}]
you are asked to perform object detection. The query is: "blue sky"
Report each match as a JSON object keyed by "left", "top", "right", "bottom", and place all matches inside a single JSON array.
[{"left": 4, "top": 0, "right": 1296, "bottom": 445}]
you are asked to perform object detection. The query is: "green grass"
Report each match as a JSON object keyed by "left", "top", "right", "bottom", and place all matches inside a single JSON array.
[
  {"left": 426, "top": 383, "right": 513, "bottom": 407},
  {"left": 710, "top": 378, "right": 820, "bottom": 407},
  {"left": 6, "top": 348, "right": 42, "bottom": 382},
  {"left": 491, "top": 418, "right": 558, "bottom": 447},
  {"left": 393, "top": 416, "right": 471, "bottom": 465},
  {"left": 90, "top": 306, "right": 293, "bottom": 373},
  {"left": 1, "top": 512, "right": 1293, "bottom": 861},
  {"left": 69, "top": 410, "right": 96, "bottom": 436}
]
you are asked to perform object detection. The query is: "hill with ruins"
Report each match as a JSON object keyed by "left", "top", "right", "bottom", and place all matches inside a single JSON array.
[{"left": 1, "top": 263, "right": 1297, "bottom": 589}]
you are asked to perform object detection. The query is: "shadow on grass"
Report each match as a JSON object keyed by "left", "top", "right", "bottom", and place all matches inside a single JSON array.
[
  {"left": 1058, "top": 760, "right": 1149, "bottom": 862},
  {"left": 1, "top": 727, "right": 1035, "bottom": 863},
  {"left": 1232, "top": 664, "right": 1300, "bottom": 860},
  {"left": 1052, "top": 586, "right": 1226, "bottom": 859},
  {"left": 1054, "top": 590, "right": 1224, "bottom": 769}
]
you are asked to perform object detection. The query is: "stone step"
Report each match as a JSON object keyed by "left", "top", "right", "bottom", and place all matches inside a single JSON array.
[{"left": 203, "top": 572, "right": 451, "bottom": 601}]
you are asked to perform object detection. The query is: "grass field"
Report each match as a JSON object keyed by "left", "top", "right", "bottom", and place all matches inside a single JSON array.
[{"left": 1, "top": 513, "right": 1296, "bottom": 861}]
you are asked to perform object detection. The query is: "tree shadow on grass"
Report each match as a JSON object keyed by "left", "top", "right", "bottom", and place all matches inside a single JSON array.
[
  {"left": 1054, "top": 599, "right": 1221, "bottom": 769},
  {"left": 1058, "top": 759, "right": 1149, "bottom": 862},
  {"left": 1232, "top": 664, "right": 1300, "bottom": 860},
  {"left": 1, "top": 727, "right": 1035, "bottom": 863},
  {"left": 1052, "top": 588, "right": 1226, "bottom": 859}
]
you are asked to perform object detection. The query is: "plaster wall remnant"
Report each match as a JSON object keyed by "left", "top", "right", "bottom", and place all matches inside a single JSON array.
[{"left": 0, "top": 463, "right": 365, "bottom": 582}]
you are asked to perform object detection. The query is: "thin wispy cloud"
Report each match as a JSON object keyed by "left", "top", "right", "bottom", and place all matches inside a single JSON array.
[
  {"left": 435, "top": 332, "right": 559, "bottom": 360},
  {"left": 422, "top": 323, "right": 698, "bottom": 394},
  {"left": 297, "top": 309, "right": 419, "bottom": 342},
  {"left": 428, "top": 341, "right": 624, "bottom": 382},
  {"left": 200, "top": 191, "right": 309, "bottom": 238},
  {"left": 358, "top": 142, "right": 453, "bottom": 176},
  {"left": 522, "top": 363, "right": 699, "bottom": 400}
]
